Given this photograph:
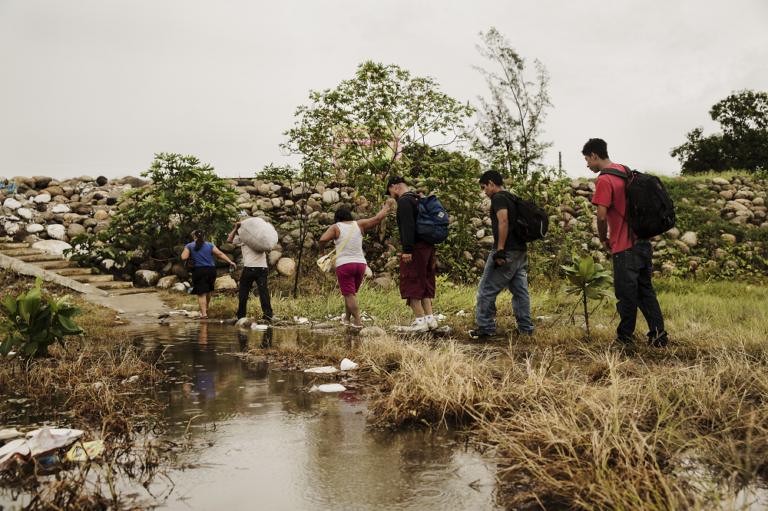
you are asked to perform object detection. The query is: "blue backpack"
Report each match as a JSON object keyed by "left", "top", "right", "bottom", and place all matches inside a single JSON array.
[{"left": 416, "top": 195, "right": 450, "bottom": 244}]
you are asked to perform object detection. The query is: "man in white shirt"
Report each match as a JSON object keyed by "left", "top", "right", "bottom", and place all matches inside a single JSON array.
[{"left": 227, "top": 222, "right": 274, "bottom": 321}]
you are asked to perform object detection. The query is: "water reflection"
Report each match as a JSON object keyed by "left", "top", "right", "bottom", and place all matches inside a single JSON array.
[{"left": 126, "top": 323, "right": 508, "bottom": 510}]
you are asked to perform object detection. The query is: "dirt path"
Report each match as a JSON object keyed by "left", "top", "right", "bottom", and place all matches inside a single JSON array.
[{"left": 83, "top": 292, "right": 171, "bottom": 325}]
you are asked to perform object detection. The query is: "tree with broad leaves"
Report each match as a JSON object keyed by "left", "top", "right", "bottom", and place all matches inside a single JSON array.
[
  {"left": 67, "top": 153, "right": 238, "bottom": 267},
  {"left": 671, "top": 89, "right": 768, "bottom": 175},
  {"left": 472, "top": 27, "right": 553, "bottom": 175},
  {"left": 281, "top": 61, "right": 475, "bottom": 206}
]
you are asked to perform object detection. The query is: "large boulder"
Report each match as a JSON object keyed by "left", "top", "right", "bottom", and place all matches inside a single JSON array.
[
  {"left": 171, "top": 264, "right": 190, "bottom": 281},
  {"left": 130, "top": 246, "right": 151, "bottom": 265},
  {"left": 322, "top": 190, "right": 340, "bottom": 204},
  {"left": 32, "top": 240, "right": 72, "bottom": 256},
  {"left": 277, "top": 257, "right": 296, "bottom": 276},
  {"left": 32, "top": 176, "right": 52, "bottom": 188},
  {"left": 712, "top": 178, "right": 730, "bottom": 186},
  {"left": 94, "top": 210, "right": 110, "bottom": 221},
  {"left": 33, "top": 194, "right": 51, "bottom": 204},
  {"left": 26, "top": 223, "right": 44, "bottom": 234},
  {"left": 680, "top": 231, "right": 698, "bottom": 247},
  {"left": 43, "top": 186, "right": 64, "bottom": 196},
  {"left": 51, "top": 204, "right": 70, "bottom": 214},
  {"left": 156, "top": 275, "right": 180, "bottom": 290},
  {"left": 214, "top": 275, "right": 237, "bottom": 290},
  {"left": 134, "top": 270, "right": 161, "bottom": 287},
  {"left": 46, "top": 224, "right": 67, "bottom": 240},
  {"left": 17, "top": 208, "right": 33, "bottom": 220},
  {"left": 268, "top": 250, "right": 282, "bottom": 266},
  {"left": 371, "top": 275, "right": 394, "bottom": 290}
]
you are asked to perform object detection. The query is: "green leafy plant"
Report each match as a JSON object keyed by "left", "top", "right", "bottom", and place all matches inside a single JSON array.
[
  {"left": 0, "top": 277, "right": 85, "bottom": 361},
  {"left": 66, "top": 153, "right": 238, "bottom": 267},
  {"left": 561, "top": 254, "right": 614, "bottom": 339}
]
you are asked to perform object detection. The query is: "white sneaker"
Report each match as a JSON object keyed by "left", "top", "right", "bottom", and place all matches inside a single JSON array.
[
  {"left": 426, "top": 318, "right": 439, "bottom": 331},
  {"left": 395, "top": 321, "right": 429, "bottom": 333}
]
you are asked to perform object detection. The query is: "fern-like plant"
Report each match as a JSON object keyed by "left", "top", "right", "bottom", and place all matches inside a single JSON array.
[{"left": 561, "top": 254, "right": 614, "bottom": 340}]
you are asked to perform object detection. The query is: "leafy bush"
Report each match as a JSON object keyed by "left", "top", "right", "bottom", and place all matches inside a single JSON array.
[
  {"left": 0, "top": 277, "right": 85, "bottom": 360},
  {"left": 561, "top": 254, "right": 614, "bottom": 340},
  {"left": 67, "top": 153, "right": 238, "bottom": 266}
]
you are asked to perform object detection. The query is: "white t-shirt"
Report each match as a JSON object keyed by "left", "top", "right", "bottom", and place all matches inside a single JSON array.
[
  {"left": 233, "top": 235, "right": 267, "bottom": 268},
  {"left": 334, "top": 222, "right": 366, "bottom": 267}
]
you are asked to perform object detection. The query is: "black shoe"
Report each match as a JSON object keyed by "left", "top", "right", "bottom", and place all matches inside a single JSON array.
[
  {"left": 646, "top": 330, "right": 668, "bottom": 348},
  {"left": 609, "top": 339, "right": 633, "bottom": 352},
  {"left": 469, "top": 329, "right": 498, "bottom": 339}
]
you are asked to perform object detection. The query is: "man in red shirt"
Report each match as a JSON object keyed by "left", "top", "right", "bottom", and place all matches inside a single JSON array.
[{"left": 583, "top": 138, "right": 668, "bottom": 349}]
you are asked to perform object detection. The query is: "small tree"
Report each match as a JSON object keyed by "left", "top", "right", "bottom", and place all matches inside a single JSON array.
[
  {"left": 257, "top": 163, "right": 331, "bottom": 298},
  {"left": 67, "top": 153, "right": 239, "bottom": 266},
  {"left": 671, "top": 89, "right": 768, "bottom": 175},
  {"left": 281, "top": 61, "right": 475, "bottom": 206},
  {"left": 561, "top": 255, "right": 614, "bottom": 340},
  {"left": 0, "top": 277, "right": 85, "bottom": 362},
  {"left": 473, "top": 27, "right": 553, "bottom": 175}
]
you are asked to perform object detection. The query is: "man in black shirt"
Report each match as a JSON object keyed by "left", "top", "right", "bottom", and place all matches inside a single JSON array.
[
  {"left": 386, "top": 176, "right": 438, "bottom": 333},
  {"left": 469, "top": 170, "right": 534, "bottom": 339}
]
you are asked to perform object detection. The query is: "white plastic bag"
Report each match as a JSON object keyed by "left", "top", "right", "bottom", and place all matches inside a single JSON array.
[{"left": 238, "top": 217, "right": 278, "bottom": 253}]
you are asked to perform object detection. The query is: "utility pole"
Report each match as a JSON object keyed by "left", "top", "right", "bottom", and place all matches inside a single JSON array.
[{"left": 558, "top": 151, "right": 562, "bottom": 172}]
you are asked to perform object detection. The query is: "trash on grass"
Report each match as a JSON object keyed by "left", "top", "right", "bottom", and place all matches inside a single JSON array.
[
  {"left": 293, "top": 317, "right": 309, "bottom": 324},
  {"left": 455, "top": 310, "right": 468, "bottom": 316},
  {"left": 66, "top": 440, "right": 104, "bottom": 461},
  {"left": 251, "top": 324, "right": 268, "bottom": 330},
  {"left": 304, "top": 366, "right": 338, "bottom": 374},
  {"left": 318, "top": 384, "right": 346, "bottom": 393},
  {"left": 0, "top": 439, "right": 29, "bottom": 470},
  {"left": 340, "top": 358, "right": 359, "bottom": 371},
  {"left": 0, "top": 429, "right": 23, "bottom": 441},
  {"left": 436, "top": 314, "right": 446, "bottom": 321},
  {"left": 536, "top": 316, "right": 553, "bottom": 320}
]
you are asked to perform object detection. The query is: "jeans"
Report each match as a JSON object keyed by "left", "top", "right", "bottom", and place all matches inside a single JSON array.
[
  {"left": 237, "top": 267, "right": 273, "bottom": 319},
  {"left": 612, "top": 243, "right": 666, "bottom": 343},
  {"left": 476, "top": 249, "right": 533, "bottom": 334}
]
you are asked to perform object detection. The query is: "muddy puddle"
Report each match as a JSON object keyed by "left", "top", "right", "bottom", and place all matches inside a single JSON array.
[{"left": 1, "top": 323, "right": 511, "bottom": 510}]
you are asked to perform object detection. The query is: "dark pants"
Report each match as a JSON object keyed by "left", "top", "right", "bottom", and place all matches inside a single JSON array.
[
  {"left": 237, "top": 267, "right": 273, "bottom": 319},
  {"left": 612, "top": 243, "right": 667, "bottom": 344}
]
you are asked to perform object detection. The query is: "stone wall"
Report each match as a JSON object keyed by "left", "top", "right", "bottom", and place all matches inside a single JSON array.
[{"left": 2, "top": 173, "right": 766, "bottom": 290}]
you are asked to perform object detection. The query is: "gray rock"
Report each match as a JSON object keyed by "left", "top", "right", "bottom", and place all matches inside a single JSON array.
[
  {"left": 46, "top": 224, "right": 66, "bottom": 240},
  {"left": 680, "top": 231, "right": 698, "bottom": 247},
  {"left": 171, "top": 283, "right": 187, "bottom": 293},
  {"left": 134, "top": 270, "right": 161, "bottom": 287},
  {"left": 67, "top": 224, "right": 86, "bottom": 237},
  {"left": 724, "top": 260, "right": 739, "bottom": 270},
  {"left": 665, "top": 227, "right": 680, "bottom": 239},
  {"left": 322, "top": 190, "right": 340, "bottom": 204},
  {"left": 100, "top": 259, "right": 115, "bottom": 272},
  {"left": 371, "top": 275, "right": 394, "bottom": 289},
  {"left": 25, "top": 223, "right": 44, "bottom": 233},
  {"left": 214, "top": 275, "right": 237, "bottom": 290},
  {"left": 3, "top": 198, "right": 21, "bottom": 210},
  {"left": 235, "top": 317, "right": 256, "bottom": 328},
  {"left": 157, "top": 275, "right": 180, "bottom": 290},
  {"left": 277, "top": 257, "right": 296, "bottom": 276},
  {"left": 268, "top": 250, "right": 282, "bottom": 265}
]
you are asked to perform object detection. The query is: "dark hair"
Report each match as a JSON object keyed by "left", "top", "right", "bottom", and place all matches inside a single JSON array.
[
  {"left": 479, "top": 170, "right": 503, "bottom": 186},
  {"left": 193, "top": 230, "right": 205, "bottom": 251},
  {"left": 582, "top": 138, "right": 609, "bottom": 159},
  {"left": 334, "top": 208, "right": 354, "bottom": 223}
]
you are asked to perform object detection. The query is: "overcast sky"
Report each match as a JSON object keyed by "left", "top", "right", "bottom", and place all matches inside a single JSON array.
[{"left": 1, "top": 0, "right": 766, "bottom": 182}]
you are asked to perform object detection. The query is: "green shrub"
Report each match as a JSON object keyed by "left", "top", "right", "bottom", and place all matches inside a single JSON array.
[{"left": 0, "top": 277, "right": 85, "bottom": 360}]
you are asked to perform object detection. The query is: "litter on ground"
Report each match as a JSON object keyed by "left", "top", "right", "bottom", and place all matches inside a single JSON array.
[
  {"left": 340, "top": 358, "right": 359, "bottom": 371},
  {"left": 317, "top": 384, "right": 346, "bottom": 393},
  {"left": 304, "top": 366, "right": 338, "bottom": 374}
]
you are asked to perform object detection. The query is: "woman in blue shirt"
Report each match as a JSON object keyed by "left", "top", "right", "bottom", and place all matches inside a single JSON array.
[{"left": 181, "top": 229, "right": 236, "bottom": 319}]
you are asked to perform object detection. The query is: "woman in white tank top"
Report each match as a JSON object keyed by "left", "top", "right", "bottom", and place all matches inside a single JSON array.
[{"left": 318, "top": 199, "right": 394, "bottom": 327}]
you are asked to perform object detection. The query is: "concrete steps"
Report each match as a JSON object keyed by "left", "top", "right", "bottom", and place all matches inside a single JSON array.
[
  {"left": 70, "top": 274, "right": 115, "bottom": 283},
  {"left": 0, "top": 239, "right": 156, "bottom": 296},
  {"left": 49, "top": 267, "right": 94, "bottom": 276}
]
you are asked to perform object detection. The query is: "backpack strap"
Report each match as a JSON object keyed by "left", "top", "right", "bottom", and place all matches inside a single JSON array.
[{"left": 598, "top": 165, "right": 635, "bottom": 245}]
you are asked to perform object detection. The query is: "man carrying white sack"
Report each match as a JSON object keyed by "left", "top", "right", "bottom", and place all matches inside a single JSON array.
[{"left": 227, "top": 220, "right": 276, "bottom": 322}]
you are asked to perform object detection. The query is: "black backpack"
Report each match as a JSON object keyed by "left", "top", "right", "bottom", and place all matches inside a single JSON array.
[
  {"left": 498, "top": 191, "right": 549, "bottom": 242},
  {"left": 600, "top": 165, "right": 676, "bottom": 240}
]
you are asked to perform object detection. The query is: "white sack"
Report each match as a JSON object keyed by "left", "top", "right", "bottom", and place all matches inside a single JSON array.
[{"left": 238, "top": 217, "right": 278, "bottom": 253}]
